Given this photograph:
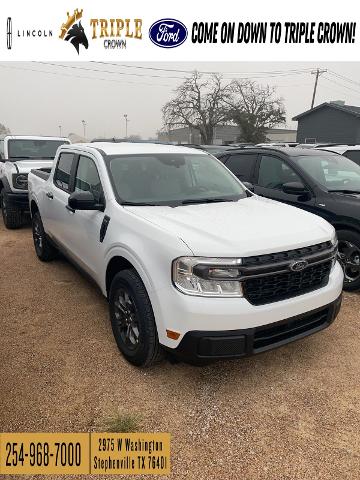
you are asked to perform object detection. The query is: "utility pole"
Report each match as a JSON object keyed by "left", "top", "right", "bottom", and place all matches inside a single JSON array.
[
  {"left": 311, "top": 69, "right": 327, "bottom": 109},
  {"left": 58, "top": 125, "right": 62, "bottom": 137},
  {"left": 124, "top": 114, "right": 128, "bottom": 138},
  {"left": 81, "top": 120, "right": 86, "bottom": 139}
]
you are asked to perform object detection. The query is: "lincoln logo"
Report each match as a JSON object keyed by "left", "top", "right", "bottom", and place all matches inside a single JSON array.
[
  {"left": 7, "top": 17, "right": 12, "bottom": 50},
  {"left": 290, "top": 260, "right": 308, "bottom": 272}
]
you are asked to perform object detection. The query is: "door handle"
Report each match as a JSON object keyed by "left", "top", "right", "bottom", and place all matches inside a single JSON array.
[{"left": 46, "top": 192, "right": 53, "bottom": 199}]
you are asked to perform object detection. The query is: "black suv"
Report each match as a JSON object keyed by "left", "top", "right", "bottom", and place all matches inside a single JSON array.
[{"left": 218, "top": 147, "right": 360, "bottom": 290}]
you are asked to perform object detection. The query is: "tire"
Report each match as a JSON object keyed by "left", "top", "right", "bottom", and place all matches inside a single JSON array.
[
  {"left": 0, "top": 189, "right": 23, "bottom": 229},
  {"left": 337, "top": 229, "right": 360, "bottom": 291},
  {"left": 32, "top": 211, "right": 58, "bottom": 261},
  {"left": 109, "top": 269, "right": 163, "bottom": 367}
]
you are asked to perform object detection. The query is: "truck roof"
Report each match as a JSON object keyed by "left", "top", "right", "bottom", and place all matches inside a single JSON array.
[{"left": 64, "top": 142, "right": 206, "bottom": 156}]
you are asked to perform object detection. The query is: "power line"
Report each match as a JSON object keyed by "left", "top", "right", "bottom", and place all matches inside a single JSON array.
[
  {"left": 35, "top": 62, "right": 313, "bottom": 82},
  {"left": 92, "top": 61, "right": 313, "bottom": 77},
  {"left": 36, "top": 61, "right": 185, "bottom": 80},
  {"left": 327, "top": 70, "right": 360, "bottom": 88},
  {"left": 322, "top": 74, "right": 360, "bottom": 96},
  {"left": 0, "top": 63, "right": 175, "bottom": 88}
]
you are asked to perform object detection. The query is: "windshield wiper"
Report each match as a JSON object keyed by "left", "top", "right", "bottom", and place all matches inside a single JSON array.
[
  {"left": 328, "top": 189, "right": 360, "bottom": 194},
  {"left": 180, "top": 197, "right": 237, "bottom": 205},
  {"left": 121, "top": 201, "right": 161, "bottom": 206}
]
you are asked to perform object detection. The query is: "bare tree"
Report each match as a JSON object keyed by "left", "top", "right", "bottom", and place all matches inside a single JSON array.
[
  {"left": 0, "top": 123, "right": 11, "bottom": 135},
  {"left": 162, "top": 72, "right": 232, "bottom": 144},
  {"left": 127, "top": 134, "right": 142, "bottom": 141},
  {"left": 227, "top": 80, "right": 286, "bottom": 143}
]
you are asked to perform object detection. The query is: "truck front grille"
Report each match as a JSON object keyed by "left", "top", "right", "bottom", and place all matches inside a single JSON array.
[{"left": 240, "top": 242, "right": 336, "bottom": 306}]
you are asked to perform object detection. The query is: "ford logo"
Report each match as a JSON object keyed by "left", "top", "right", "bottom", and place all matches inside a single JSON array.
[
  {"left": 290, "top": 260, "right": 308, "bottom": 272},
  {"left": 149, "top": 18, "right": 187, "bottom": 48}
]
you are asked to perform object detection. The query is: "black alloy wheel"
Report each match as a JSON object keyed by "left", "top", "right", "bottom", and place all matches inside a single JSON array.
[
  {"left": 113, "top": 288, "right": 140, "bottom": 350},
  {"left": 338, "top": 240, "right": 360, "bottom": 286}
]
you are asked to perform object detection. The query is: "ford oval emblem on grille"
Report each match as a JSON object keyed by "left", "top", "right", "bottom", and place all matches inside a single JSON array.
[
  {"left": 290, "top": 260, "right": 308, "bottom": 272},
  {"left": 149, "top": 19, "right": 188, "bottom": 48}
]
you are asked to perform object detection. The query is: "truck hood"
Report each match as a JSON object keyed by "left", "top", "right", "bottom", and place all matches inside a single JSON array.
[
  {"left": 8, "top": 159, "right": 54, "bottom": 173},
  {"left": 126, "top": 196, "right": 334, "bottom": 257}
]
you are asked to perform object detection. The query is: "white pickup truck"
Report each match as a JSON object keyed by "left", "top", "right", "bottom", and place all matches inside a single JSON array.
[
  {"left": 0, "top": 135, "right": 70, "bottom": 228},
  {"left": 28, "top": 142, "right": 343, "bottom": 366}
]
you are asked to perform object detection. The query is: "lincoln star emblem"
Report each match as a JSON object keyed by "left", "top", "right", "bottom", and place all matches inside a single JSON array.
[{"left": 290, "top": 260, "right": 308, "bottom": 272}]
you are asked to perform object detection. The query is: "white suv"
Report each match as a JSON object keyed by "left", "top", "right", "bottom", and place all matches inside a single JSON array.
[{"left": 28, "top": 143, "right": 343, "bottom": 366}]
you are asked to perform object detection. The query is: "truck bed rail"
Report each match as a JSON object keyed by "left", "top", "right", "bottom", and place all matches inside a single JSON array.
[{"left": 30, "top": 168, "right": 51, "bottom": 180}]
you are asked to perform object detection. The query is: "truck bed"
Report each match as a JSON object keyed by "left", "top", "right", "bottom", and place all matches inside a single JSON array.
[{"left": 30, "top": 168, "right": 51, "bottom": 180}]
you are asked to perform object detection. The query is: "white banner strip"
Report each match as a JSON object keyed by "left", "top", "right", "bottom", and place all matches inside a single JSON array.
[{"left": 0, "top": 0, "right": 359, "bottom": 61}]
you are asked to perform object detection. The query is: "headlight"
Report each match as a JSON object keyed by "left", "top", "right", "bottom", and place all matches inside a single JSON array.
[
  {"left": 330, "top": 230, "right": 338, "bottom": 247},
  {"left": 172, "top": 257, "right": 243, "bottom": 297},
  {"left": 12, "top": 173, "right": 28, "bottom": 190}
]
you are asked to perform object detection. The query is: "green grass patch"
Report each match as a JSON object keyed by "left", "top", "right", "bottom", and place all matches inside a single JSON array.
[{"left": 102, "top": 412, "right": 141, "bottom": 433}]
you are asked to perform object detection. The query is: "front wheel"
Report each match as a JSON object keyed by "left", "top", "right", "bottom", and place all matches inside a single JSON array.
[
  {"left": 0, "top": 189, "right": 23, "bottom": 229},
  {"left": 109, "top": 269, "right": 163, "bottom": 367},
  {"left": 337, "top": 229, "right": 360, "bottom": 291}
]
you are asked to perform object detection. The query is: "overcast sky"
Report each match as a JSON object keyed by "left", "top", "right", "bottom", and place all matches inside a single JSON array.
[{"left": 1, "top": 61, "right": 360, "bottom": 140}]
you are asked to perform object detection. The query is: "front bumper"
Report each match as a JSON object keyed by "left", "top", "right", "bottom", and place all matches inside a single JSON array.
[
  {"left": 153, "top": 261, "right": 343, "bottom": 353},
  {"left": 6, "top": 192, "right": 29, "bottom": 210},
  {"left": 168, "top": 293, "right": 342, "bottom": 364}
]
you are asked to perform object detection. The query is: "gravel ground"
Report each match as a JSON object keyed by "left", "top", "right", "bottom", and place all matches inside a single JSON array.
[{"left": 1, "top": 219, "right": 360, "bottom": 480}]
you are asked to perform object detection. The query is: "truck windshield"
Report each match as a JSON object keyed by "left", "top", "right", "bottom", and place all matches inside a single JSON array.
[
  {"left": 294, "top": 154, "right": 360, "bottom": 193},
  {"left": 107, "top": 153, "right": 247, "bottom": 206},
  {"left": 7, "top": 139, "right": 68, "bottom": 159}
]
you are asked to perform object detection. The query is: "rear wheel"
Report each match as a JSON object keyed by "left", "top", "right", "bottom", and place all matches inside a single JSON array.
[
  {"left": 109, "top": 269, "right": 163, "bottom": 367},
  {"left": 337, "top": 230, "right": 360, "bottom": 291},
  {"left": 32, "top": 211, "right": 57, "bottom": 261},
  {"left": 0, "top": 189, "right": 23, "bottom": 229}
]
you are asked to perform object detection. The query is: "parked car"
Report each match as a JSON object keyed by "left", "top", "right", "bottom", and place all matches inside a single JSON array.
[
  {"left": 297, "top": 143, "right": 343, "bottom": 149},
  {"left": 218, "top": 146, "right": 360, "bottom": 290},
  {"left": 28, "top": 143, "right": 342, "bottom": 366},
  {"left": 199, "top": 145, "right": 238, "bottom": 156},
  {"left": 0, "top": 135, "right": 70, "bottom": 228},
  {"left": 317, "top": 145, "right": 360, "bottom": 166},
  {"left": 256, "top": 142, "right": 298, "bottom": 148}
]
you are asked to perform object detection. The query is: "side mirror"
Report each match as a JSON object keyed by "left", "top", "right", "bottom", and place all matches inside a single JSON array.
[
  {"left": 282, "top": 181, "right": 308, "bottom": 195},
  {"left": 68, "top": 191, "right": 103, "bottom": 211},
  {"left": 242, "top": 181, "right": 254, "bottom": 192}
]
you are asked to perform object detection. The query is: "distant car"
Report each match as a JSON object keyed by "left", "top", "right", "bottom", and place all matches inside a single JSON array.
[
  {"left": 256, "top": 142, "right": 298, "bottom": 148},
  {"left": 317, "top": 145, "right": 360, "bottom": 166},
  {"left": 218, "top": 146, "right": 360, "bottom": 291},
  {"left": 199, "top": 145, "right": 238, "bottom": 156},
  {"left": 225, "top": 143, "right": 254, "bottom": 148},
  {"left": 297, "top": 143, "right": 344, "bottom": 149}
]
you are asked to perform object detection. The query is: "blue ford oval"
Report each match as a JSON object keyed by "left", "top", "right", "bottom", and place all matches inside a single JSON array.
[{"left": 149, "top": 18, "right": 188, "bottom": 48}]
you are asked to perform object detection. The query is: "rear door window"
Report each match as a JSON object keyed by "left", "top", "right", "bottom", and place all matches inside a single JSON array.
[{"left": 225, "top": 153, "right": 257, "bottom": 180}]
